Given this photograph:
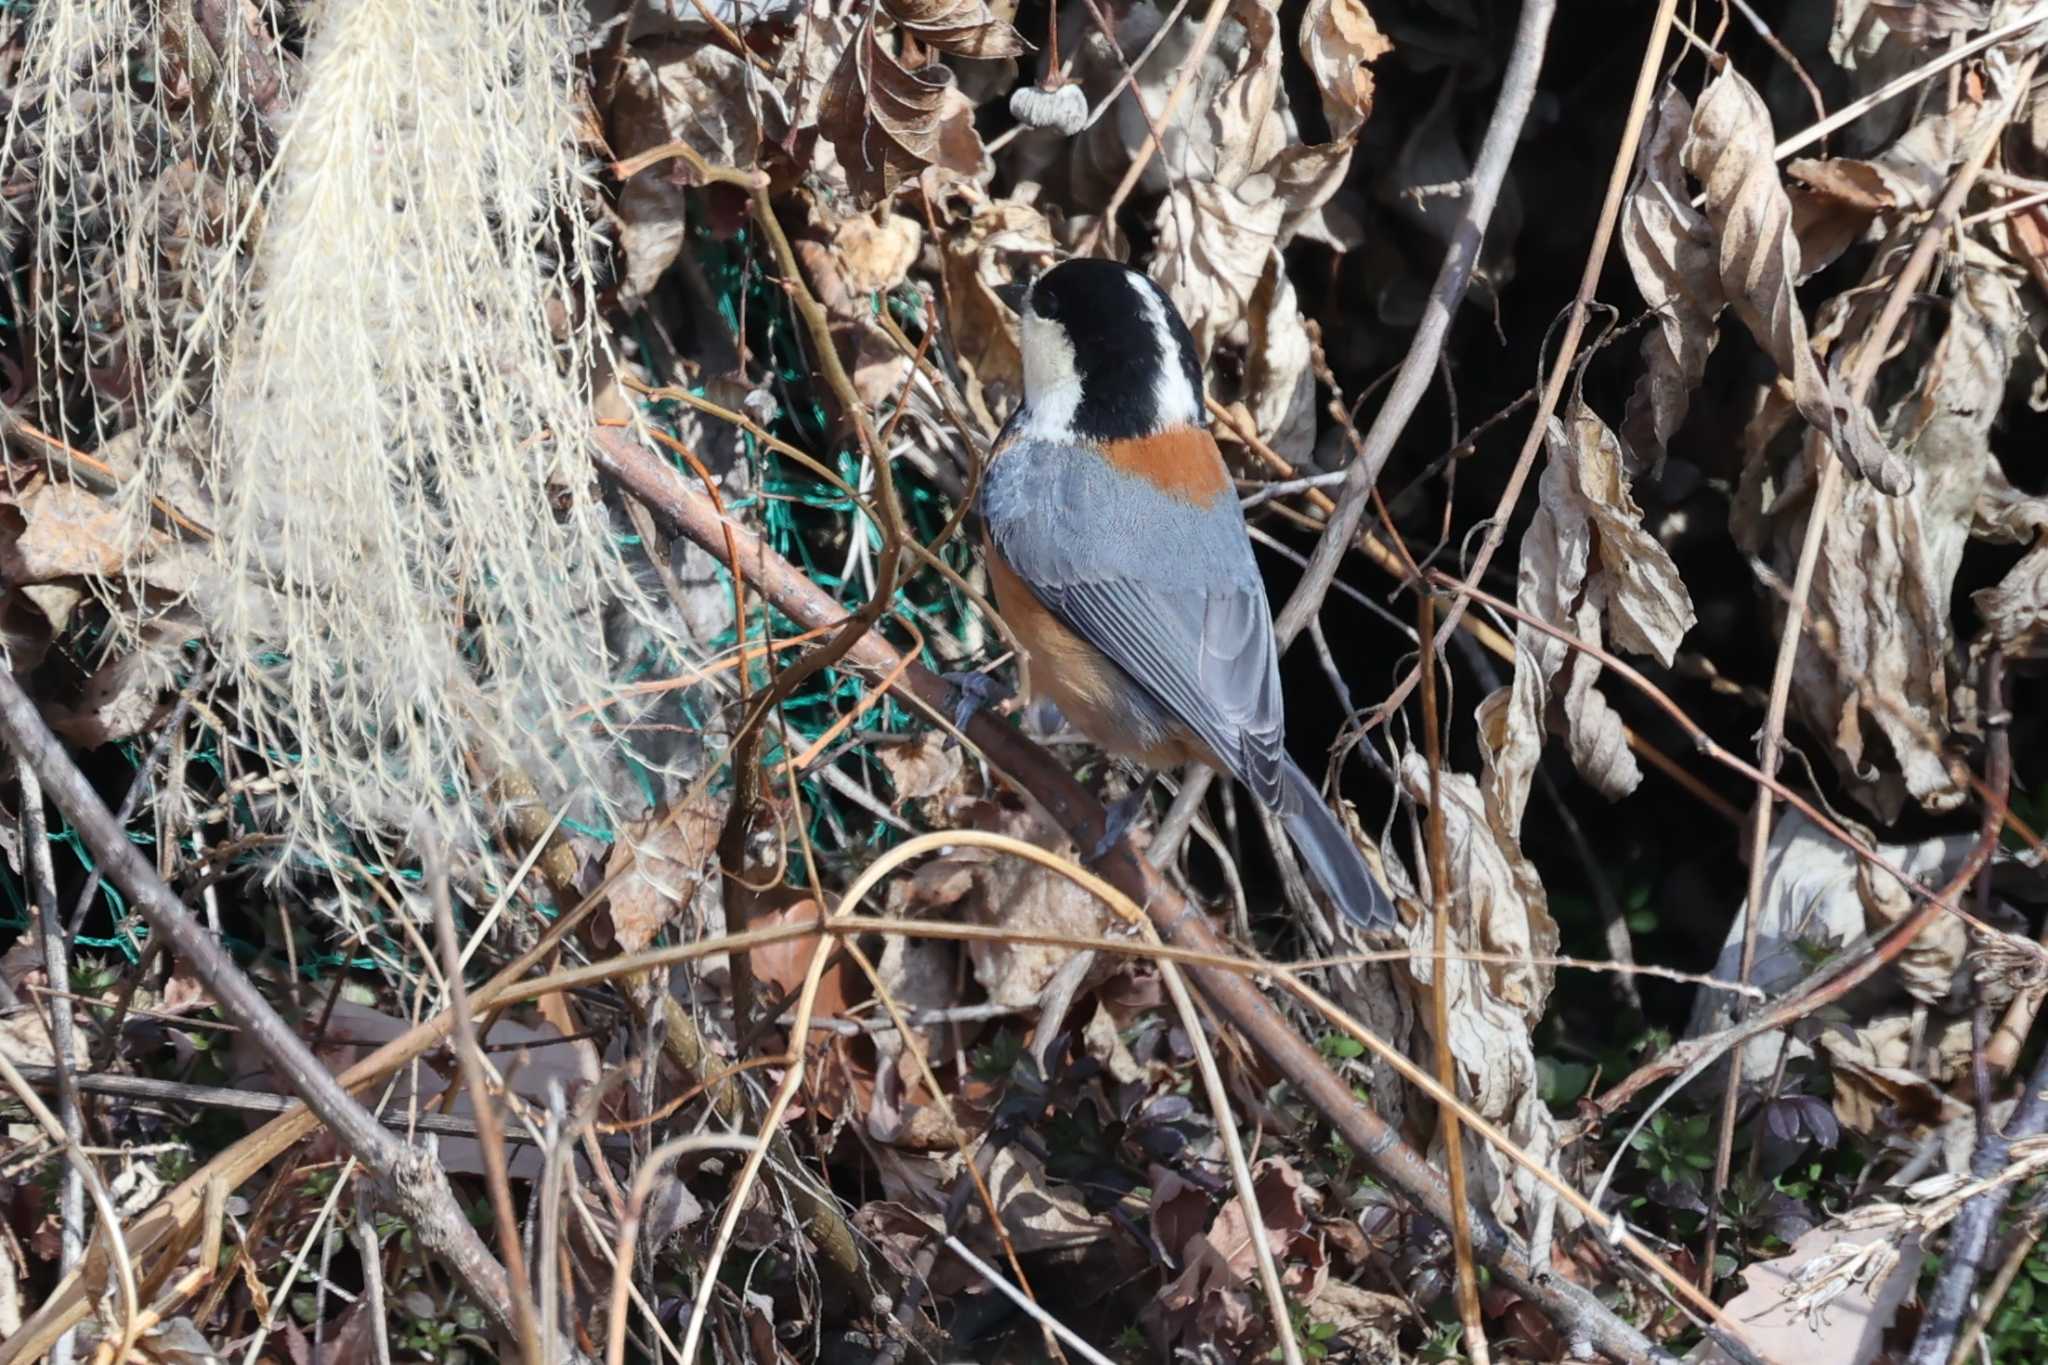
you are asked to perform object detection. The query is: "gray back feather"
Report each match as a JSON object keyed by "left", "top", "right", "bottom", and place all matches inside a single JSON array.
[{"left": 981, "top": 434, "right": 1287, "bottom": 806}]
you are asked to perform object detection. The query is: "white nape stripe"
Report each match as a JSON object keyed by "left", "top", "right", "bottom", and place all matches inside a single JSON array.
[
  {"left": 1131, "top": 273, "right": 1202, "bottom": 429},
  {"left": 1017, "top": 310, "right": 1083, "bottom": 435}
]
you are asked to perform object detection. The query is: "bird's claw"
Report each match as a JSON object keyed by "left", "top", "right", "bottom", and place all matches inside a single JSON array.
[
  {"left": 940, "top": 671, "right": 1010, "bottom": 739},
  {"left": 1086, "top": 788, "right": 1150, "bottom": 864}
]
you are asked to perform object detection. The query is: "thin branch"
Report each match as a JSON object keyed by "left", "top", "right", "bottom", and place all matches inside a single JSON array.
[
  {"left": 1420, "top": 597, "right": 1489, "bottom": 1364},
  {"left": 14, "top": 759, "right": 85, "bottom": 1365},
  {"left": 1272, "top": 0, "right": 1558, "bottom": 654},
  {"left": 424, "top": 837, "right": 542, "bottom": 1364}
]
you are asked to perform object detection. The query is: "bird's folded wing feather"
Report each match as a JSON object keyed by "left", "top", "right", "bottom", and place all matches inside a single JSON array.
[{"left": 981, "top": 437, "right": 1287, "bottom": 806}]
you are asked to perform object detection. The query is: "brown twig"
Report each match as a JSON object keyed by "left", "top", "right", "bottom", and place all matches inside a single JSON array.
[
  {"left": 423, "top": 837, "right": 542, "bottom": 1364},
  {"left": 1420, "top": 596, "right": 1490, "bottom": 1363}
]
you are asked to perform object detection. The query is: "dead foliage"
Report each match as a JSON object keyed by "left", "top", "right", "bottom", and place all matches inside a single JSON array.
[{"left": 2, "top": 2, "right": 2046, "bottom": 1364}]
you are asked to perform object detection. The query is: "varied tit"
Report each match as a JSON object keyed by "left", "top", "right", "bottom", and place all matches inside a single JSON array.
[{"left": 975, "top": 257, "right": 1398, "bottom": 931}]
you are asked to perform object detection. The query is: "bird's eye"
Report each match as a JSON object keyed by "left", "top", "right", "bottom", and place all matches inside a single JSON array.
[{"left": 1029, "top": 285, "right": 1059, "bottom": 321}]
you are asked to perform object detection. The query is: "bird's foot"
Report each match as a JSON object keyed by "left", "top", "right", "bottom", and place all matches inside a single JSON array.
[{"left": 940, "top": 671, "right": 1011, "bottom": 741}]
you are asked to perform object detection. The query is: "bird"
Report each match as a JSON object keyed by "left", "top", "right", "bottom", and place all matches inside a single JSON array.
[{"left": 973, "top": 257, "right": 1398, "bottom": 931}]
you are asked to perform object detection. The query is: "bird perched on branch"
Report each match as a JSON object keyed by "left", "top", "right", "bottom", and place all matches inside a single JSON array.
[{"left": 974, "top": 257, "right": 1397, "bottom": 931}]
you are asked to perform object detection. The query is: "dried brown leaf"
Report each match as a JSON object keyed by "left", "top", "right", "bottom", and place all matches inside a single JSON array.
[
  {"left": 1395, "top": 752, "right": 1563, "bottom": 1230},
  {"left": 1148, "top": 1168, "right": 1214, "bottom": 1260},
  {"left": 878, "top": 730, "right": 965, "bottom": 805},
  {"left": 1480, "top": 400, "right": 1694, "bottom": 823},
  {"left": 1974, "top": 540, "right": 2048, "bottom": 658},
  {"left": 602, "top": 801, "right": 723, "bottom": 954},
  {"left": 1563, "top": 403, "right": 1696, "bottom": 662},
  {"left": 0, "top": 482, "right": 139, "bottom": 581},
  {"left": 604, "top": 41, "right": 786, "bottom": 309},
  {"left": 48, "top": 628, "right": 187, "bottom": 747},
  {"left": 1621, "top": 86, "right": 1724, "bottom": 464},
  {"left": 983, "top": 1145, "right": 1107, "bottom": 1255},
  {"left": 833, "top": 211, "right": 924, "bottom": 295},
  {"left": 1154, "top": 170, "right": 1288, "bottom": 359},
  {"left": 819, "top": 17, "right": 984, "bottom": 205},
  {"left": 1868, "top": 0, "right": 1993, "bottom": 43},
  {"left": 1788, "top": 105, "right": 1967, "bottom": 275},
  {"left": 932, "top": 184, "right": 1054, "bottom": 415},
  {"left": 1300, "top": 0, "right": 1389, "bottom": 141},
  {"left": 955, "top": 801, "right": 1111, "bottom": 1007},
  {"left": 880, "top": 0, "right": 1026, "bottom": 58},
  {"left": 1685, "top": 68, "right": 1910, "bottom": 493},
  {"left": 1775, "top": 253, "right": 2023, "bottom": 817},
  {"left": 1559, "top": 600, "right": 1638, "bottom": 803},
  {"left": 1819, "top": 1032, "right": 1970, "bottom": 1140},
  {"left": 1146, "top": 1159, "right": 1326, "bottom": 1355}
]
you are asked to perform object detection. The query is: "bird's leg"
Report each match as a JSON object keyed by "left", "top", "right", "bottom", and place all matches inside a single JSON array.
[
  {"left": 1087, "top": 768, "right": 1158, "bottom": 863},
  {"left": 939, "top": 670, "right": 1011, "bottom": 737}
]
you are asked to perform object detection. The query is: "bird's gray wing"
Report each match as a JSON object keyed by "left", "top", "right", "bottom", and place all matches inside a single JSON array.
[{"left": 981, "top": 436, "right": 1287, "bottom": 806}]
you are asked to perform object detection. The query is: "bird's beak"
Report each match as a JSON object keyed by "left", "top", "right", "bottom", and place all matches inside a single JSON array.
[{"left": 995, "top": 277, "right": 1031, "bottom": 315}]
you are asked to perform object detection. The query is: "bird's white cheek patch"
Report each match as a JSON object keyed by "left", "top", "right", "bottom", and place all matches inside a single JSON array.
[{"left": 1019, "top": 312, "right": 1083, "bottom": 433}]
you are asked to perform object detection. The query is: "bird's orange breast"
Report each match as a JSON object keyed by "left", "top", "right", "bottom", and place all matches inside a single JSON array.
[
  {"left": 983, "top": 536, "right": 1121, "bottom": 713},
  {"left": 1096, "top": 425, "right": 1232, "bottom": 504},
  {"left": 981, "top": 532, "right": 1210, "bottom": 771}
]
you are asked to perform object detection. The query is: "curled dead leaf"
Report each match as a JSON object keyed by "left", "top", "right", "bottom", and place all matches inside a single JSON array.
[
  {"left": 881, "top": 0, "right": 1026, "bottom": 58},
  {"left": 1684, "top": 67, "right": 1909, "bottom": 493},
  {"left": 1395, "top": 752, "right": 1565, "bottom": 1232},
  {"left": 1, "top": 481, "right": 147, "bottom": 581},
  {"left": 1145, "top": 1159, "right": 1327, "bottom": 1356},
  {"left": 1867, "top": 0, "right": 1993, "bottom": 44},
  {"left": 750, "top": 893, "right": 861, "bottom": 1020},
  {"left": 955, "top": 800, "right": 1113, "bottom": 1007},
  {"left": 1479, "top": 399, "right": 1694, "bottom": 826},
  {"left": 1765, "top": 248, "right": 2025, "bottom": 818},
  {"left": 833, "top": 211, "right": 924, "bottom": 295},
  {"left": 1819, "top": 1025, "right": 1971, "bottom": 1140},
  {"left": 1300, "top": 0, "right": 1389, "bottom": 141},
  {"left": 1621, "top": 86, "right": 1723, "bottom": 465},
  {"left": 878, "top": 730, "right": 965, "bottom": 806},
  {"left": 820, "top": 17, "right": 986, "bottom": 205},
  {"left": 933, "top": 183, "right": 1054, "bottom": 415}
]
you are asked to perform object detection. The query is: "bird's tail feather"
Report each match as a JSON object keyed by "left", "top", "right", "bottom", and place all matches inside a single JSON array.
[{"left": 1277, "top": 758, "right": 1396, "bottom": 931}]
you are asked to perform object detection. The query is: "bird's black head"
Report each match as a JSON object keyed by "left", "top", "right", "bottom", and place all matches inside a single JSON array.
[{"left": 1016, "top": 258, "right": 1206, "bottom": 441}]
